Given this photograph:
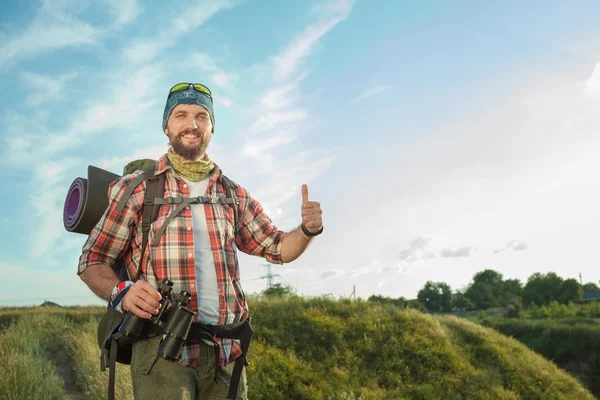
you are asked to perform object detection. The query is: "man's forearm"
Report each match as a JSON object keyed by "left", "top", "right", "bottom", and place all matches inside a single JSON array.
[
  {"left": 280, "top": 225, "right": 314, "bottom": 263},
  {"left": 79, "top": 263, "right": 121, "bottom": 302}
]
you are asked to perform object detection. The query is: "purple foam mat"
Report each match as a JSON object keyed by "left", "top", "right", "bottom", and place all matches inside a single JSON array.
[
  {"left": 62, "top": 165, "right": 120, "bottom": 235},
  {"left": 63, "top": 177, "right": 87, "bottom": 232}
]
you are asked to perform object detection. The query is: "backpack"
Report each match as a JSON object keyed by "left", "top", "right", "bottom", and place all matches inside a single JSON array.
[{"left": 97, "top": 158, "right": 241, "bottom": 400}]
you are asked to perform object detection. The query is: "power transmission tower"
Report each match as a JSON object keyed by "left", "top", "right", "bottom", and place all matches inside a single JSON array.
[{"left": 259, "top": 263, "right": 281, "bottom": 290}]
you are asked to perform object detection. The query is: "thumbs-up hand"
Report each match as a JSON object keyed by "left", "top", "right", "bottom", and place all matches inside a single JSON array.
[{"left": 301, "top": 184, "right": 323, "bottom": 236}]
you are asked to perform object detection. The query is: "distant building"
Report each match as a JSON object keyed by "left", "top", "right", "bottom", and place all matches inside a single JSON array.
[
  {"left": 39, "top": 301, "right": 62, "bottom": 308},
  {"left": 582, "top": 291, "right": 600, "bottom": 303}
]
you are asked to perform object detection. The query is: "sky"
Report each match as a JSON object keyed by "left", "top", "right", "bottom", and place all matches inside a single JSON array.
[{"left": 1, "top": 0, "right": 600, "bottom": 307}]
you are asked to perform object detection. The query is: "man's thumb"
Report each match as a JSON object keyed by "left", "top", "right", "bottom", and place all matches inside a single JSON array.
[{"left": 302, "top": 184, "right": 309, "bottom": 203}]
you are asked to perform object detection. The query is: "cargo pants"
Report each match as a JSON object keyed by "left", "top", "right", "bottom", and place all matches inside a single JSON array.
[{"left": 130, "top": 335, "right": 248, "bottom": 400}]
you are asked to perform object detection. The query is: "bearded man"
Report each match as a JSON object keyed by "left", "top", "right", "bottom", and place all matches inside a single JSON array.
[{"left": 77, "top": 82, "right": 324, "bottom": 399}]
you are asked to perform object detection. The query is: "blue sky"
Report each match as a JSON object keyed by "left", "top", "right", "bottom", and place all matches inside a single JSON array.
[{"left": 1, "top": 0, "right": 600, "bottom": 307}]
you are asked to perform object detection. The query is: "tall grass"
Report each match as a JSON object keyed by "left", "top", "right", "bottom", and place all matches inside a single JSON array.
[
  {"left": 64, "top": 317, "right": 133, "bottom": 400},
  {"left": 0, "top": 311, "right": 68, "bottom": 400}
]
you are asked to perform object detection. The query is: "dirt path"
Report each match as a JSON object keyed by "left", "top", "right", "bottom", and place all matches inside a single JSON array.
[{"left": 52, "top": 335, "right": 86, "bottom": 400}]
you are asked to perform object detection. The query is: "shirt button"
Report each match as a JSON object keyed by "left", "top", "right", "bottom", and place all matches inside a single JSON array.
[
  {"left": 187, "top": 227, "right": 192, "bottom": 231},
  {"left": 186, "top": 206, "right": 190, "bottom": 210},
  {"left": 183, "top": 184, "right": 188, "bottom": 188},
  {"left": 188, "top": 253, "right": 193, "bottom": 258}
]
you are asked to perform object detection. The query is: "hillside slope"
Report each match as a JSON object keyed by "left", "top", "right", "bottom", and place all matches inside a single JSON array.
[
  {"left": 0, "top": 299, "right": 595, "bottom": 400},
  {"left": 245, "top": 296, "right": 594, "bottom": 399}
]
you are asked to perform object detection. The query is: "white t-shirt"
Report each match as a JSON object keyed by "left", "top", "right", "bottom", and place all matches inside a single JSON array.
[{"left": 182, "top": 177, "right": 219, "bottom": 324}]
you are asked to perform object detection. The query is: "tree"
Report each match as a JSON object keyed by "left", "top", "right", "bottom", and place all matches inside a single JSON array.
[
  {"left": 453, "top": 291, "right": 475, "bottom": 311},
  {"left": 522, "top": 272, "right": 564, "bottom": 307},
  {"left": 262, "top": 283, "right": 295, "bottom": 297},
  {"left": 417, "top": 281, "right": 453, "bottom": 312},
  {"left": 558, "top": 278, "right": 583, "bottom": 304},
  {"left": 367, "top": 295, "right": 409, "bottom": 308},
  {"left": 501, "top": 278, "right": 524, "bottom": 307},
  {"left": 464, "top": 269, "right": 505, "bottom": 310},
  {"left": 583, "top": 282, "right": 600, "bottom": 292}
]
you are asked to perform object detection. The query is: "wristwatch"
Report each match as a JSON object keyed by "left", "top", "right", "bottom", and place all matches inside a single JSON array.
[{"left": 301, "top": 224, "right": 323, "bottom": 237}]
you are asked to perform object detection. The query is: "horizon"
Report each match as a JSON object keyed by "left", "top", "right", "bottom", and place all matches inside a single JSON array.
[{"left": 1, "top": 0, "right": 600, "bottom": 308}]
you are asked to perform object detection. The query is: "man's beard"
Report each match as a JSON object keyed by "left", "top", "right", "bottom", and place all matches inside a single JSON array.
[{"left": 169, "top": 128, "right": 209, "bottom": 161}]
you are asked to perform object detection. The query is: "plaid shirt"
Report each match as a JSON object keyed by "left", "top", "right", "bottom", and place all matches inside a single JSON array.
[{"left": 78, "top": 153, "right": 288, "bottom": 367}]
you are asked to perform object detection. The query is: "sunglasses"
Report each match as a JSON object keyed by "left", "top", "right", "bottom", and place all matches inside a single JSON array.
[{"left": 169, "top": 82, "right": 212, "bottom": 98}]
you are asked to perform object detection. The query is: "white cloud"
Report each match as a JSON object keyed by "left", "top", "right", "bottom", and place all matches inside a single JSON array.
[
  {"left": 271, "top": 0, "right": 353, "bottom": 82},
  {"left": 21, "top": 71, "right": 80, "bottom": 105},
  {"left": 95, "top": 145, "right": 168, "bottom": 174},
  {"left": 242, "top": 132, "right": 297, "bottom": 157},
  {"left": 350, "top": 267, "right": 371, "bottom": 277},
  {"left": 121, "top": 1, "right": 237, "bottom": 66},
  {"left": 398, "top": 235, "right": 436, "bottom": 262},
  {"left": 212, "top": 73, "right": 230, "bottom": 86},
  {"left": 0, "top": 1, "right": 100, "bottom": 70},
  {"left": 104, "top": 0, "right": 141, "bottom": 26},
  {"left": 355, "top": 84, "right": 392, "bottom": 101},
  {"left": 258, "top": 83, "right": 300, "bottom": 110},
  {"left": 586, "top": 62, "right": 600, "bottom": 95},
  {"left": 440, "top": 246, "right": 478, "bottom": 258},
  {"left": 319, "top": 269, "right": 346, "bottom": 279},
  {"left": 494, "top": 240, "right": 528, "bottom": 254},
  {"left": 28, "top": 157, "right": 83, "bottom": 258},
  {"left": 214, "top": 96, "right": 234, "bottom": 108}
]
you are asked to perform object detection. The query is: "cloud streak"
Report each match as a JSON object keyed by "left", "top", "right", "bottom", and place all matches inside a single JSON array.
[
  {"left": 105, "top": 0, "right": 141, "bottom": 26},
  {"left": 271, "top": 0, "right": 353, "bottom": 82},
  {"left": 21, "top": 71, "right": 80, "bottom": 106},
  {"left": 355, "top": 84, "right": 392, "bottom": 101},
  {"left": 494, "top": 240, "right": 528, "bottom": 254},
  {"left": 0, "top": 1, "right": 100, "bottom": 71},
  {"left": 224, "top": 0, "right": 354, "bottom": 222},
  {"left": 120, "top": 0, "right": 237, "bottom": 66}
]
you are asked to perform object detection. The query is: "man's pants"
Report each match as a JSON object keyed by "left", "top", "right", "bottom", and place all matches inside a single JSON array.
[{"left": 130, "top": 335, "right": 248, "bottom": 400}]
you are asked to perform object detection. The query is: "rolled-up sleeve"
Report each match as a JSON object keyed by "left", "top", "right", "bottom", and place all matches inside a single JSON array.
[
  {"left": 234, "top": 188, "right": 289, "bottom": 264},
  {"left": 77, "top": 175, "right": 142, "bottom": 275}
]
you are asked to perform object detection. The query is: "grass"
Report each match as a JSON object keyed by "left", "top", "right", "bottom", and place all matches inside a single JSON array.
[
  {"left": 65, "top": 317, "right": 133, "bottom": 400},
  {"left": 0, "top": 311, "right": 69, "bottom": 400},
  {"left": 0, "top": 299, "right": 597, "bottom": 400}
]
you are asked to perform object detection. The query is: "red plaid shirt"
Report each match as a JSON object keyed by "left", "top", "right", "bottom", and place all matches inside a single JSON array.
[{"left": 78, "top": 153, "right": 288, "bottom": 367}]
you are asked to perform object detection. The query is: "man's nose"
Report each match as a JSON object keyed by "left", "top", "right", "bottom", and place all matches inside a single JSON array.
[{"left": 183, "top": 116, "right": 198, "bottom": 130}]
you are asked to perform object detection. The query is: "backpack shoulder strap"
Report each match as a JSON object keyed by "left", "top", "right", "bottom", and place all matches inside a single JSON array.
[
  {"left": 125, "top": 164, "right": 165, "bottom": 282},
  {"left": 221, "top": 175, "right": 239, "bottom": 231},
  {"left": 133, "top": 163, "right": 165, "bottom": 281}
]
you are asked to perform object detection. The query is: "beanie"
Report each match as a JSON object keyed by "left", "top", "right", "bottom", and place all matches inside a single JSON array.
[{"left": 162, "top": 86, "right": 215, "bottom": 132}]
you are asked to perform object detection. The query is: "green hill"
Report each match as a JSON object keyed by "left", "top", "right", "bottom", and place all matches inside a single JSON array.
[{"left": 0, "top": 297, "right": 595, "bottom": 399}]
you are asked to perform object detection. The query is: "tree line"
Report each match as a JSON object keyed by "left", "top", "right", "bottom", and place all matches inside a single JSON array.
[{"left": 368, "top": 269, "right": 600, "bottom": 315}]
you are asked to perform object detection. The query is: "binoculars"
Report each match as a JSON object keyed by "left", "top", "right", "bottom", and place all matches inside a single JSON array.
[{"left": 118, "top": 278, "right": 197, "bottom": 361}]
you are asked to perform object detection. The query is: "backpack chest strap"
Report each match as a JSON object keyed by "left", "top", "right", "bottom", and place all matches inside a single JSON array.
[
  {"left": 154, "top": 196, "right": 236, "bottom": 205},
  {"left": 152, "top": 195, "right": 236, "bottom": 246}
]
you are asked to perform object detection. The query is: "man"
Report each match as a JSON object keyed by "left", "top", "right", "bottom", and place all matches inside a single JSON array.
[{"left": 77, "top": 82, "right": 323, "bottom": 399}]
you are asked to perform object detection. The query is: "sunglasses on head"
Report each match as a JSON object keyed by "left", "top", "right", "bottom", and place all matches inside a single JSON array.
[{"left": 169, "top": 82, "right": 212, "bottom": 98}]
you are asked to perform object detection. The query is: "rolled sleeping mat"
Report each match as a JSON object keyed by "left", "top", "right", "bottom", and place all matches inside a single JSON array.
[{"left": 63, "top": 165, "right": 120, "bottom": 235}]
